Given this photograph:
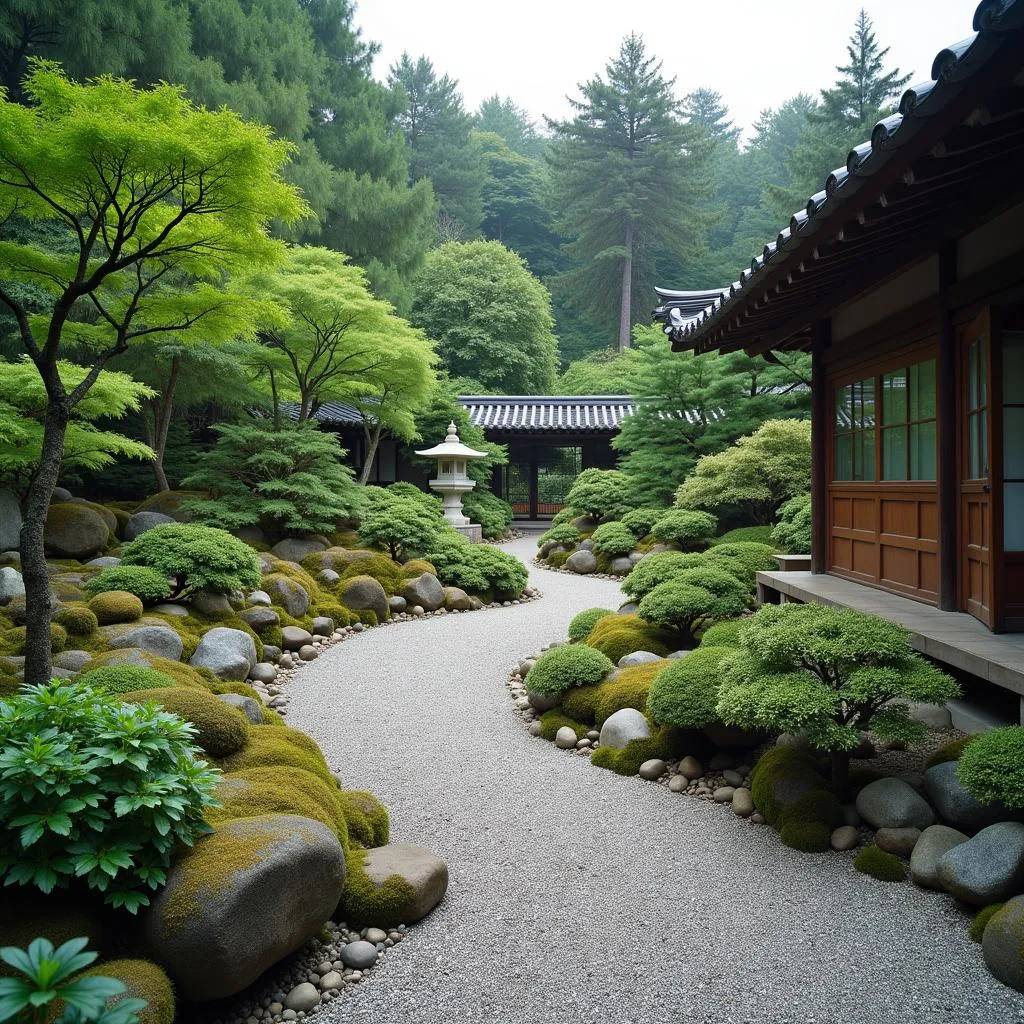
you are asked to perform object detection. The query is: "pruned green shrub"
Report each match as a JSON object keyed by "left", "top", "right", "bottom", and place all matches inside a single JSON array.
[
  {"left": 462, "top": 490, "right": 514, "bottom": 539},
  {"left": 589, "top": 522, "right": 636, "bottom": 557},
  {"left": 425, "top": 533, "right": 527, "bottom": 596},
  {"left": 0, "top": 680, "right": 218, "bottom": 912},
  {"left": 771, "top": 493, "right": 811, "bottom": 554},
  {"left": 564, "top": 469, "right": 637, "bottom": 521},
  {"left": 853, "top": 845, "right": 906, "bottom": 882},
  {"left": 53, "top": 605, "right": 99, "bottom": 637},
  {"left": 584, "top": 613, "right": 671, "bottom": 664},
  {"left": 87, "top": 590, "right": 144, "bottom": 626},
  {"left": 647, "top": 646, "right": 735, "bottom": 728},
  {"left": 525, "top": 645, "right": 614, "bottom": 700},
  {"left": 620, "top": 508, "right": 663, "bottom": 541},
  {"left": 637, "top": 566, "right": 748, "bottom": 646},
  {"left": 650, "top": 509, "right": 717, "bottom": 551},
  {"left": 537, "top": 524, "right": 580, "bottom": 549},
  {"left": 957, "top": 726, "right": 1024, "bottom": 809},
  {"left": 357, "top": 492, "right": 444, "bottom": 561},
  {"left": 699, "top": 618, "right": 747, "bottom": 648},
  {"left": 567, "top": 607, "right": 614, "bottom": 643},
  {"left": 77, "top": 666, "right": 180, "bottom": 696},
  {"left": 702, "top": 542, "right": 778, "bottom": 590},
  {"left": 620, "top": 551, "right": 703, "bottom": 601},
  {"left": 85, "top": 565, "right": 172, "bottom": 604},
  {"left": 970, "top": 903, "right": 1005, "bottom": 943},
  {"left": 120, "top": 523, "right": 261, "bottom": 599},
  {"left": 711, "top": 525, "right": 775, "bottom": 546}
]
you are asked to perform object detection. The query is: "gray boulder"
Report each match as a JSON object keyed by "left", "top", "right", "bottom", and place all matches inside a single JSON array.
[
  {"left": 311, "top": 616, "right": 335, "bottom": 637},
  {"left": 217, "top": 692, "right": 264, "bottom": 725},
  {"left": 238, "top": 606, "right": 280, "bottom": 633},
  {"left": 318, "top": 569, "right": 340, "bottom": 586},
  {"left": 443, "top": 586, "right": 472, "bottom": 611},
  {"left": 124, "top": 511, "right": 175, "bottom": 540},
  {"left": 0, "top": 566, "right": 24, "bottom": 606},
  {"left": 142, "top": 814, "right": 346, "bottom": 1001},
  {"left": 340, "top": 941, "right": 377, "bottom": 970},
  {"left": 108, "top": 625, "right": 183, "bottom": 662},
  {"left": 189, "top": 627, "right": 257, "bottom": 681},
  {"left": 54, "top": 650, "right": 92, "bottom": 672},
  {"left": 925, "top": 760, "right": 1024, "bottom": 833},
  {"left": 281, "top": 626, "right": 313, "bottom": 651},
  {"left": 234, "top": 525, "right": 267, "bottom": 546},
  {"left": 261, "top": 645, "right": 282, "bottom": 665},
  {"left": 358, "top": 842, "right": 448, "bottom": 924},
  {"left": 618, "top": 650, "right": 662, "bottom": 668},
  {"left": 389, "top": 595, "right": 408, "bottom": 615},
  {"left": 51, "top": 486, "right": 73, "bottom": 502},
  {"left": 342, "top": 576, "right": 389, "bottom": 621},
  {"left": 831, "top": 826, "right": 860, "bottom": 851},
  {"left": 0, "top": 489, "right": 22, "bottom": 551},
  {"left": 401, "top": 573, "right": 445, "bottom": 613},
  {"left": 617, "top": 602, "right": 639, "bottom": 615},
  {"left": 246, "top": 590, "right": 272, "bottom": 607},
  {"left": 271, "top": 538, "right": 327, "bottom": 564},
  {"left": 263, "top": 574, "right": 311, "bottom": 618},
  {"left": 43, "top": 503, "right": 109, "bottom": 559},
  {"left": 554, "top": 726, "right": 578, "bottom": 750},
  {"left": 526, "top": 689, "right": 558, "bottom": 712},
  {"left": 875, "top": 827, "right": 922, "bottom": 858},
  {"left": 248, "top": 663, "right": 278, "bottom": 685},
  {"left": 86, "top": 556, "right": 121, "bottom": 568},
  {"left": 609, "top": 557, "right": 632, "bottom": 575},
  {"left": 937, "top": 821, "right": 1024, "bottom": 905},
  {"left": 151, "top": 602, "right": 189, "bottom": 617},
  {"left": 565, "top": 550, "right": 598, "bottom": 575},
  {"left": 855, "top": 777, "right": 935, "bottom": 831},
  {"left": 190, "top": 590, "right": 233, "bottom": 617},
  {"left": 983, "top": 896, "right": 1024, "bottom": 993},
  {"left": 910, "top": 824, "right": 969, "bottom": 889},
  {"left": 639, "top": 758, "right": 666, "bottom": 780},
  {"left": 599, "top": 708, "right": 651, "bottom": 750}
]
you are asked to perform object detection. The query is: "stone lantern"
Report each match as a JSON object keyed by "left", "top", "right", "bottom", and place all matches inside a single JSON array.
[{"left": 416, "top": 422, "right": 488, "bottom": 542}]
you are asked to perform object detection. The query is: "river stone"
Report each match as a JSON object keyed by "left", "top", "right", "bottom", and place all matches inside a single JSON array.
[
  {"left": 668, "top": 776, "right": 688, "bottom": 793},
  {"left": 618, "top": 650, "right": 662, "bottom": 667},
  {"left": 910, "top": 824, "right": 969, "bottom": 889},
  {"left": 609, "top": 557, "right": 633, "bottom": 575},
  {"left": 298, "top": 644, "right": 318, "bottom": 661},
  {"left": 271, "top": 538, "right": 327, "bottom": 564},
  {"left": 43, "top": 503, "right": 109, "bottom": 559},
  {"left": 151, "top": 602, "right": 189, "bottom": 617},
  {"left": 831, "top": 826, "right": 860, "bottom": 851},
  {"left": 124, "top": 510, "right": 175, "bottom": 541},
  {"left": 247, "top": 590, "right": 272, "bottom": 607},
  {"left": 565, "top": 550, "right": 598, "bottom": 575},
  {"left": 617, "top": 602, "right": 639, "bottom": 615},
  {"left": 190, "top": 590, "right": 233, "bottom": 617},
  {"left": 924, "top": 760, "right": 1024, "bottom": 833},
  {"left": 358, "top": 843, "right": 448, "bottom": 924},
  {"left": 340, "top": 941, "right": 378, "bottom": 970},
  {"left": 189, "top": 627, "right": 257, "bottom": 681},
  {"left": 217, "top": 692, "right": 264, "bottom": 725},
  {"left": 677, "top": 755, "right": 703, "bottom": 780},
  {"left": 249, "top": 662, "right": 278, "bottom": 685},
  {"left": 342, "top": 575, "right": 389, "bottom": 621},
  {"left": 389, "top": 595, "right": 408, "bottom": 614},
  {"left": 855, "top": 777, "right": 935, "bottom": 830},
  {"left": 0, "top": 566, "right": 24, "bottom": 606},
  {"left": 983, "top": 895, "right": 1024, "bottom": 993},
  {"left": 284, "top": 983, "right": 320, "bottom": 1012},
  {"left": 554, "top": 726, "right": 577, "bottom": 750},
  {"left": 281, "top": 626, "right": 313, "bottom": 651},
  {"left": 599, "top": 708, "right": 650, "bottom": 750},
  {"left": 262, "top": 574, "right": 311, "bottom": 618},
  {"left": 526, "top": 689, "right": 558, "bottom": 712},
  {"left": 238, "top": 606, "right": 280, "bottom": 632},
  {"left": 108, "top": 625, "right": 183, "bottom": 662},
  {"left": 732, "top": 788, "right": 754, "bottom": 817},
  {"left": 875, "top": 826, "right": 922, "bottom": 858},
  {"left": 937, "top": 822, "right": 1024, "bottom": 905},
  {"left": 401, "top": 573, "right": 445, "bottom": 613},
  {"left": 54, "top": 649, "right": 92, "bottom": 672},
  {"left": 0, "top": 489, "right": 21, "bottom": 551},
  {"left": 311, "top": 616, "right": 335, "bottom": 637},
  {"left": 443, "top": 586, "right": 472, "bottom": 611},
  {"left": 639, "top": 758, "right": 666, "bottom": 780},
  {"left": 318, "top": 568, "right": 340, "bottom": 586},
  {"left": 262, "top": 645, "right": 282, "bottom": 664}
]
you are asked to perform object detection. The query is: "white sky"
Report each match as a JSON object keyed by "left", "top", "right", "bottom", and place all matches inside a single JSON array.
[{"left": 354, "top": 0, "right": 977, "bottom": 138}]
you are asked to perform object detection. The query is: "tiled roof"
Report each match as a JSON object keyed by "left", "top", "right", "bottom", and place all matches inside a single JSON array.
[
  {"left": 654, "top": 0, "right": 1024, "bottom": 354},
  {"left": 287, "top": 401, "right": 364, "bottom": 427},
  {"left": 459, "top": 395, "right": 635, "bottom": 433}
]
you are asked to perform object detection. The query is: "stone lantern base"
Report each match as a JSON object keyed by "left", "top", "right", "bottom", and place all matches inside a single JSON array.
[{"left": 453, "top": 523, "right": 483, "bottom": 543}]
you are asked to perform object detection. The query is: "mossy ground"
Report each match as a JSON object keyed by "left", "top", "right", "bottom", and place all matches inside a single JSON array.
[
  {"left": 969, "top": 903, "right": 1004, "bottom": 942},
  {"left": 121, "top": 687, "right": 249, "bottom": 757},
  {"left": 853, "top": 845, "right": 906, "bottom": 881},
  {"left": 584, "top": 613, "right": 672, "bottom": 664},
  {"left": 590, "top": 728, "right": 683, "bottom": 776},
  {"left": 215, "top": 725, "right": 335, "bottom": 784},
  {"left": 537, "top": 710, "right": 589, "bottom": 741}
]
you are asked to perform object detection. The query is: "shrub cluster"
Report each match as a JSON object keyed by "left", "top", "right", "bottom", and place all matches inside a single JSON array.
[
  {"left": 564, "top": 469, "right": 637, "bottom": 522},
  {"left": 85, "top": 565, "right": 173, "bottom": 604},
  {"left": 649, "top": 509, "right": 717, "bottom": 551},
  {"left": 425, "top": 533, "right": 527, "bottom": 597},
  {"left": 636, "top": 566, "right": 748, "bottom": 645},
  {"left": 956, "top": 726, "right": 1024, "bottom": 809},
  {"left": 584, "top": 613, "right": 671, "bottom": 664},
  {"left": 525, "top": 645, "right": 614, "bottom": 700},
  {"left": 620, "top": 508, "right": 663, "bottom": 541},
  {"left": 567, "top": 607, "right": 613, "bottom": 643},
  {"left": 647, "top": 646, "right": 735, "bottom": 729},
  {"left": 771, "top": 493, "right": 811, "bottom": 554},
  {"left": 358, "top": 489, "right": 444, "bottom": 561},
  {"left": 589, "top": 522, "right": 636, "bottom": 558},
  {"left": 537, "top": 524, "right": 581, "bottom": 550}
]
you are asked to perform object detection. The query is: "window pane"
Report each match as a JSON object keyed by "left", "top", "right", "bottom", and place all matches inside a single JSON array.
[
  {"left": 969, "top": 342, "right": 979, "bottom": 409},
  {"left": 910, "top": 421, "right": 936, "bottom": 480},
  {"left": 857, "top": 429, "right": 876, "bottom": 481},
  {"left": 1004, "top": 332, "right": 1024, "bottom": 404},
  {"left": 882, "top": 426, "right": 907, "bottom": 480},
  {"left": 859, "top": 377, "right": 876, "bottom": 430},
  {"left": 969, "top": 414, "right": 981, "bottom": 478},
  {"left": 1006, "top": 483, "right": 1024, "bottom": 552},
  {"left": 980, "top": 414, "right": 988, "bottom": 477},
  {"left": 1005, "top": 408, "right": 1024, "bottom": 479},
  {"left": 834, "top": 434, "right": 852, "bottom": 481},
  {"left": 882, "top": 371, "right": 907, "bottom": 425},
  {"left": 980, "top": 337, "right": 988, "bottom": 405},
  {"left": 911, "top": 359, "right": 936, "bottom": 420},
  {"left": 835, "top": 385, "right": 851, "bottom": 429}
]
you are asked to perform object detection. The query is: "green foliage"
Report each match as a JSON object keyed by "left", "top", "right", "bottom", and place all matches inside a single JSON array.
[
  {"left": 461, "top": 491, "right": 513, "bottom": 539},
  {"left": 853, "top": 845, "right": 906, "bottom": 882},
  {"left": 699, "top": 618, "right": 747, "bottom": 648},
  {"left": 0, "top": 681, "right": 218, "bottom": 912},
  {"left": 620, "top": 551, "right": 703, "bottom": 601},
  {"left": 924, "top": 736, "right": 975, "bottom": 769},
  {"left": 52, "top": 607, "right": 98, "bottom": 638},
  {"left": 957, "top": 727, "right": 1024, "bottom": 809},
  {"left": 0, "top": 935, "right": 147, "bottom": 1024},
  {"left": 771, "top": 494, "right": 812, "bottom": 554},
  {"left": 712, "top": 526, "right": 776, "bottom": 547},
  {"left": 620, "top": 508, "right": 664, "bottom": 541},
  {"left": 590, "top": 662, "right": 666, "bottom": 726},
  {"left": 650, "top": 509, "right": 717, "bottom": 551},
  {"left": 537, "top": 711, "right": 589, "bottom": 742},
  {"left": 590, "top": 729, "right": 680, "bottom": 777},
  {"left": 338, "top": 554, "right": 406, "bottom": 596},
  {"left": 119, "top": 524, "right": 261, "bottom": 600},
  {"left": 120, "top": 688, "right": 248, "bottom": 759},
  {"left": 75, "top": 667, "right": 179, "bottom": 697},
  {"left": 538, "top": 524, "right": 581, "bottom": 550},
  {"left": 584, "top": 613, "right": 671, "bottom": 665},
  {"left": 424, "top": 533, "right": 527, "bottom": 597},
  {"left": 589, "top": 522, "right": 636, "bottom": 558},
  {"left": 84, "top": 568, "right": 171, "bottom": 605},
  {"left": 410, "top": 241, "right": 557, "bottom": 394},
  {"left": 357, "top": 492, "right": 443, "bottom": 562},
  {"left": 567, "top": 608, "right": 614, "bottom": 644},
  {"left": 749, "top": 746, "right": 826, "bottom": 826},
  {"left": 525, "top": 645, "right": 614, "bottom": 700},
  {"left": 970, "top": 904, "right": 1005, "bottom": 943},
  {"left": 702, "top": 542, "right": 779, "bottom": 590},
  {"left": 647, "top": 646, "right": 735, "bottom": 728},
  {"left": 547, "top": 551, "right": 570, "bottom": 569},
  {"left": 565, "top": 469, "right": 637, "bottom": 522},
  {"left": 182, "top": 422, "right": 363, "bottom": 541},
  {"left": 637, "top": 567, "right": 748, "bottom": 645},
  {"left": 86, "top": 593, "right": 143, "bottom": 627},
  {"left": 675, "top": 420, "right": 812, "bottom": 525}
]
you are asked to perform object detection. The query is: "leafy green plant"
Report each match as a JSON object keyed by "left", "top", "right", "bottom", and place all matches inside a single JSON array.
[
  {"left": 525, "top": 645, "right": 614, "bottom": 700},
  {"left": 637, "top": 566, "right": 748, "bottom": 646},
  {"left": 589, "top": 522, "right": 635, "bottom": 557},
  {"left": 564, "top": 469, "right": 636, "bottom": 522},
  {"left": 357, "top": 493, "right": 443, "bottom": 561},
  {"left": 84, "top": 567, "right": 171, "bottom": 605},
  {"left": 957, "top": 727, "right": 1024, "bottom": 809},
  {"left": 537, "top": 524, "right": 580, "bottom": 549},
  {"left": 771, "top": 494, "right": 811, "bottom": 554},
  {"left": 649, "top": 509, "right": 717, "bottom": 551},
  {"left": 425, "top": 534, "right": 528, "bottom": 596},
  {"left": 0, "top": 936, "right": 146, "bottom": 1024},
  {"left": 647, "top": 646, "right": 735, "bottom": 728},
  {"left": 567, "top": 608, "right": 614, "bottom": 643},
  {"left": 119, "top": 524, "right": 261, "bottom": 599},
  {"left": 702, "top": 542, "right": 778, "bottom": 590},
  {"left": 461, "top": 491, "right": 513, "bottom": 539},
  {"left": 75, "top": 666, "right": 180, "bottom": 696},
  {"left": 620, "top": 551, "right": 703, "bottom": 601},
  {"left": 619, "top": 508, "right": 664, "bottom": 541},
  {"left": 0, "top": 681, "right": 219, "bottom": 912}
]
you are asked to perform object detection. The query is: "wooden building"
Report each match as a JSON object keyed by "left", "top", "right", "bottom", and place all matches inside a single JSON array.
[{"left": 655, "top": 0, "right": 1024, "bottom": 723}]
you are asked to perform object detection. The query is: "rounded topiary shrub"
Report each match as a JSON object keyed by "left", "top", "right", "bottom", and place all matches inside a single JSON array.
[
  {"left": 957, "top": 726, "right": 1024, "bottom": 809},
  {"left": 88, "top": 590, "right": 144, "bottom": 625},
  {"left": 647, "top": 646, "right": 735, "bottom": 728},
  {"left": 702, "top": 542, "right": 778, "bottom": 589},
  {"left": 121, "top": 687, "right": 249, "bottom": 758},
  {"left": 401, "top": 558, "right": 437, "bottom": 577},
  {"left": 637, "top": 567, "right": 748, "bottom": 645},
  {"left": 589, "top": 522, "right": 636, "bottom": 558},
  {"left": 650, "top": 509, "right": 717, "bottom": 551},
  {"left": 620, "top": 508, "right": 663, "bottom": 541},
  {"left": 620, "top": 551, "right": 703, "bottom": 602},
  {"left": 78, "top": 665, "right": 180, "bottom": 696},
  {"left": 525, "top": 645, "right": 615, "bottom": 701},
  {"left": 538, "top": 524, "right": 580, "bottom": 550},
  {"left": 567, "top": 607, "right": 614, "bottom": 643},
  {"left": 585, "top": 613, "right": 671, "bottom": 664},
  {"left": 699, "top": 618, "right": 747, "bottom": 647},
  {"left": 853, "top": 845, "right": 906, "bottom": 881},
  {"left": 54, "top": 604, "right": 99, "bottom": 637},
  {"left": 85, "top": 565, "right": 173, "bottom": 604}
]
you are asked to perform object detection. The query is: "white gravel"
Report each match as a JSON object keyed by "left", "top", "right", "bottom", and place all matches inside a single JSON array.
[{"left": 285, "top": 535, "right": 1024, "bottom": 1024}]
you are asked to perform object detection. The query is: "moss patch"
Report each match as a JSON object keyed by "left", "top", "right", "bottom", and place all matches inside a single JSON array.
[
  {"left": 340, "top": 847, "right": 418, "bottom": 929},
  {"left": 969, "top": 903, "right": 1004, "bottom": 943},
  {"left": 591, "top": 728, "right": 681, "bottom": 776},
  {"left": 584, "top": 613, "right": 671, "bottom": 664},
  {"left": 924, "top": 736, "right": 976, "bottom": 769},
  {"left": 537, "top": 710, "right": 589, "bottom": 741},
  {"left": 779, "top": 820, "right": 831, "bottom": 852},
  {"left": 216, "top": 725, "right": 334, "bottom": 784},
  {"left": 853, "top": 845, "right": 906, "bottom": 882},
  {"left": 340, "top": 791, "right": 389, "bottom": 848},
  {"left": 79, "top": 959, "right": 175, "bottom": 1024},
  {"left": 88, "top": 590, "right": 144, "bottom": 625},
  {"left": 121, "top": 687, "right": 249, "bottom": 758}
]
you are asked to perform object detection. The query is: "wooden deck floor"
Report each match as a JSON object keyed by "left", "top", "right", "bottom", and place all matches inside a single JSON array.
[{"left": 757, "top": 570, "right": 1024, "bottom": 699}]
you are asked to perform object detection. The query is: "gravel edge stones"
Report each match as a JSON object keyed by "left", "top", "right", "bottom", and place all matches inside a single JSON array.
[{"left": 284, "top": 535, "right": 1024, "bottom": 1024}]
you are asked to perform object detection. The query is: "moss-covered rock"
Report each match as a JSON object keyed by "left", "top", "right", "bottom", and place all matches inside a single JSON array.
[
  {"left": 121, "top": 687, "right": 249, "bottom": 757},
  {"left": 853, "top": 845, "right": 907, "bottom": 881},
  {"left": 779, "top": 820, "right": 832, "bottom": 852},
  {"left": 590, "top": 728, "right": 681, "bottom": 776},
  {"left": 401, "top": 558, "right": 437, "bottom": 577},
  {"left": 44, "top": 502, "right": 110, "bottom": 559},
  {"left": 77, "top": 665, "right": 180, "bottom": 695},
  {"left": 88, "top": 590, "right": 144, "bottom": 626},
  {"left": 584, "top": 613, "right": 671, "bottom": 664},
  {"left": 591, "top": 661, "right": 668, "bottom": 726},
  {"left": 86, "top": 649, "right": 212, "bottom": 688},
  {"left": 970, "top": 903, "right": 1005, "bottom": 943},
  {"left": 216, "top": 725, "right": 334, "bottom": 784},
  {"left": 0, "top": 621, "right": 67, "bottom": 656},
  {"left": 924, "top": 736, "right": 975, "bottom": 769},
  {"left": 338, "top": 553, "right": 406, "bottom": 594},
  {"left": 341, "top": 843, "right": 447, "bottom": 928},
  {"left": 54, "top": 604, "right": 99, "bottom": 637},
  {"left": 340, "top": 574, "right": 389, "bottom": 622},
  {"left": 537, "top": 710, "right": 589, "bottom": 741},
  {"left": 340, "top": 790, "right": 390, "bottom": 848},
  {"left": 134, "top": 490, "right": 205, "bottom": 520},
  {"left": 79, "top": 959, "right": 175, "bottom": 1024},
  {"left": 749, "top": 746, "right": 828, "bottom": 827},
  {"left": 261, "top": 572, "right": 311, "bottom": 618}
]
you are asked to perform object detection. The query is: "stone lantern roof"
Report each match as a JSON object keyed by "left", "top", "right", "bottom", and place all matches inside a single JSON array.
[{"left": 415, "top": 422, "right": 488, "bottom": 460}]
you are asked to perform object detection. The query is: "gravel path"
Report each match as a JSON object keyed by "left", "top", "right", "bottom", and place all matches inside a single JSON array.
[{"left": 286, "top": 535, "right": 1024, "bottom": 1024}]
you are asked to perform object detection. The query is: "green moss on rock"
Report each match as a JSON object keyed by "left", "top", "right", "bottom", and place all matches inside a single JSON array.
[
  {"left": 88, "top": 590, "right": 144, "bottom": 625},
  {"left": 340, "top": 847, "right": 418, "bottom": 929},
  {"left": 537, "top": 710, "right": 589, "bottom": 741},
  {"left": 54, "top": 604, "right": 99, "bottom": 637},
  {"left": 216, "top": 725, "right": 334, "bottom": 784},
  {"left": 779, "top": 820, "right": 832, "bottom": 852},
  {"left": 340, "top": 791, "right": 390, "bottom": 848},
  {"left": 77, "top": 665, "right": 180, "bottom": 695},
  {"left": 584, "top": 613, "right": 671, "bottom": 664},
  {"left": 121, "top": 687, "right": 249, "bottom": 758},
  {"left": 79, "top": 959, "right": 175, "bottom": 1024},
  {"left": 853, "top": 845, "right": 907, "bottom": 882},
  {"left": 970, "top": 903, "right": 1005, "bottom": 943}
]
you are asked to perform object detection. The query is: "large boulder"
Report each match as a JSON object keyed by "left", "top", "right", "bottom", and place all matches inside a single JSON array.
[
  {"left": 983, "top": 895, "right": 1024, "bottom": 993},
  {"left": 0, "top": 566, "right": 24, "bottom": 606},
  {"left": 855, "top": 777, "right": 935, "bottom": 831},
  {"left": 0, "top": 489, "right": 21, "bottom": 551},
  {"left": 142, "top": 814, "right": 346, "bottom": 1001},
  {"left": 124, "top": 511, "right": 175, "bottom": 541},
  {"left": 271, "top": 538, "right": 327, "bottom": 564},
  {"left": 189, "top": 627, "right": 257, "bottom": 681},
  {"left": 401, "top": 573, "right": 445, "bottom": 613},
  {"left": 238, "top": 607, "right": 280, "bottom": 633},
  {"left": 281, "top": 626, "right": 313, "bottom": 651},
  {"left": 43, "top": 503, "right": 109, "bottom": 559},
  {"left": 599, "top": 708, "right": 651, "bottom": 750},
  {"left": 262, "top": 574, "right": 310, "bottom": 618},
  {"left": 910, "top": 824, "right": 969, "bottom": 889},
  {"left": 565, "top": 550, "right": 598, "bottom": 575},
  {"left": 924, "top": 760, "right": 1024, "bottom": 833},
  {"left": 217, "top": 692, "right": 264, "bottom": 725},
  {"left": 342, "top": 575, "right": 389, "bottom": 622},
  {"left": 357, "top": 843, "right": 448, "bottom": 925},
  {"left": 108, "top": 625, "right": 183, "bottom": 662},
  {"left": 937, "top": 821, "right": 1024, "bottom": 905},
  {"left": 443, "top": 586, "right": 472, "bottom": 611},
  {"left": 134, "top": 490, "right": 203, "bottom": 522},
  {"left": 67, "top": 498, "right": 118, "bottom": 534}
]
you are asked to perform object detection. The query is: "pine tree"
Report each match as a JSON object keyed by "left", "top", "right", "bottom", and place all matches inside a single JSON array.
[
  {"left": 547, "top": 34, "right": 712, "bottom": 350},
  {"left": 681, "top": 88, "right": 739, "bottom": 144},
  {"left": 475, "top": 95, "right": 545, "bottom": 158}
]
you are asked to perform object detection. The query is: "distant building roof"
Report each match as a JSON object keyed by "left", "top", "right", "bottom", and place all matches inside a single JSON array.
[
  {"left": 459, "top": 395, "right": 635, "bottom": 433},
  {"left": 296, "top": 401, "right": 364, "bottom": 427}
]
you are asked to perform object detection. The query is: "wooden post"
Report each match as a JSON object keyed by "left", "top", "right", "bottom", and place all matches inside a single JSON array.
[
  {"left": 810, "top": 319, "right": 830, "bottom": 574},
  {"left": 938, "top": 242, "right": 958, "bottom": 611},
  {"left": 528, "top": 444, "right": 539, "bottom": 521}
]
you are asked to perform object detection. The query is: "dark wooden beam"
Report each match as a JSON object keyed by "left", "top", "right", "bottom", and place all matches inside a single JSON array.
[
  {"left": 810, "top": 319, "right": 831, "bottom": 575},
  {"left": 937, "top": 241, "right": 959, "bottom": 611}
]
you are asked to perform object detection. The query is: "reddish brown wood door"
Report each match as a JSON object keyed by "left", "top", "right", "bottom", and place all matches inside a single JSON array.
[{"left": 960, "top": 310, "right": 994, "bottom": 625}]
